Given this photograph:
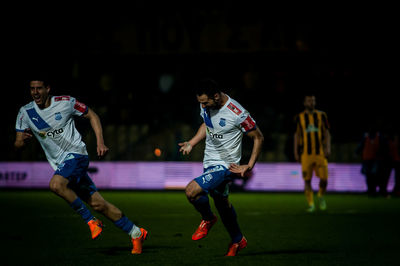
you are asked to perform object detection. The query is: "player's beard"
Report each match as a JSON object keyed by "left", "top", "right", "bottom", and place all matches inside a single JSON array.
[
  {"left": 305, "top": 105, "right": 315, "bottom": 112},
  {"left": 209, "top": 98, "right": 223, "bottom": 110},
  {"left": 35, "top": 94, "right": 50, "bottom": 109}
]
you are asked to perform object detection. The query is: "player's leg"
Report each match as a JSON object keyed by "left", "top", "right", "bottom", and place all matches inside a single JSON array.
[
  {"left": 377, "top": 161, "right": 391, "bottom": 197},
  {"left": 49, "top": 174, "right": 103, "bottom": 240},
  {"left": 87, "top": 191, "right": 142, "bottom": 237},
  {"left": 185, "top": 180, "right": 217, "bottom": 240},
  {"left": 302, "top": 155, "right": 315, "bottom": 212},
  {"left": 87, "top": 191, "right": 147, "bottom": 254},
  {"left": 186, "top": 166, "right": 230, "bottom": 240},
  {"left": 51, "top": 154, "right": 104, "bottom": 240},
  {"left": 392, "top": 162, "right": 400, "bottom": 196},
  {"left": 49, "top": 174, "right": 96, "bottom": 223},
  {"left": 304, "top": 179, "right": 315, "bottom": 212},
  {"left": 86, "top": 191, "right": 122, "bottom": 221},
  {"left": 317, "top": 178, "right": 327, "bottom": 210},
  {"left": 185, "top": 180, "right": 215, "bottom": 220},
  {"left": 316, "top": 157, "right": 329, "bottom": 210},
  {"left": 49, "top": 174, "right": 79, "bottom": 203},
  {"left": 363, "top": 161, "right": 377, "bottom": 196},
  {"left": 210, "top": 182, "right": 247, "bottom": 256},
  {"left": 211, "top": 185, "right": 242, "bottom": 243}
]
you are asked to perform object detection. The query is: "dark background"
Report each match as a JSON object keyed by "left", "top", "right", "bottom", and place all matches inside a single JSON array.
[{"left": 2, "top": 7, "right": 397, "bottom": 162}]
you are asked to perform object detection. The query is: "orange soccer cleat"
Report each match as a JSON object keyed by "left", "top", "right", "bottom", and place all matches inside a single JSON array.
[
  {"left": 88, "top": 218, "right": 103, "bottom": 240},
  {"left": 225, "top": 236, "right": 247, "bottom": 256},
  {"left": 191, "top": 215, "right": 217, "bottom": 241},
  {"left": 131, "top": 228, "right": 148, "bottom": 254}
]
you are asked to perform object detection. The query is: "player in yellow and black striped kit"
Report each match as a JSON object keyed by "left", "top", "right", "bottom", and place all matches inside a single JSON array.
[{"left": 294, "top": 94, "right": 331, "bottom": 212}]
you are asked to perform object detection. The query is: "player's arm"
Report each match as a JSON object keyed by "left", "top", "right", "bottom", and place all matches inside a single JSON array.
[
  {"left": 229, "top": 127, "right": 264, "bottom": 177},
  {"left": 179, "top": 123, "right": 206, "bottom": 155},
  {"left": 293, "top": 115, "right": 301, "bottom": 162},
  {"left": 83, "top": 108, "right": 109, "bottom": 157},
  {"left": 14, "top": 129, "right": 33, "bottom": 150},
  {"left": 294, "top": 132, "right": 300, "bottom": 162},
  {"left": 322, "top": 112, "right": 331, "bottom": 158},
  {"left": 323, "top": 128, "right": 331, "bottom": 158}
]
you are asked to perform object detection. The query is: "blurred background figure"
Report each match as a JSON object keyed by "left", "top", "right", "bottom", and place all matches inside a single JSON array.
[
  {"left": 383, "top": 125, "right": 400, "bottom": 197},
  {"left": 294, "top": 94, "right": 331, "bottom": 212},
  {"left": 356, "top": 119, "right": 385, "bottom": 197}
]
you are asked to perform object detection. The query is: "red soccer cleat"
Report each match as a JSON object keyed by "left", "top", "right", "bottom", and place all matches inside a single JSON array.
[
  {"left": 131, "top": 228, "right": 148, "bottom": 254},
  {"left": 88, "top": 218, "right": 103, "bottom": 240},
  {"left": 191, "top": 215, "right": 217, "bottom": 241},
  {"left": 225, "top": 236, "right": 247, "bottom": 256}
]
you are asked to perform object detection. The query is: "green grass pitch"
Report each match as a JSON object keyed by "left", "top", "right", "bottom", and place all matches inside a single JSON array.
[{"left": 1, "top": 190, "right": 399, "bottom": 265}]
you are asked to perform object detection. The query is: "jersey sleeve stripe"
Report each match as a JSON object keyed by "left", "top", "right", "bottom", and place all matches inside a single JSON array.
[
  {"left": 240, "top": 116, "right": 256, "bottom": 132},
  {"left": 74, "top": 101, "right": 87, "bottom": 114}
]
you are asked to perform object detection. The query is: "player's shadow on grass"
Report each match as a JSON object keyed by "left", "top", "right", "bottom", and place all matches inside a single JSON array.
[
  {"left": 89, "top": 245, "right": 182, "bottom": 255},
  {"left": 242, "top": 249, "right": 329, "bottom": 256},
  {"left": 88, "top": 246, "right": 129, "bottom": 256}
]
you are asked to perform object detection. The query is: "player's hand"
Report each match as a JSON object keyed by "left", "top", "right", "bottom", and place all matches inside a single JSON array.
[
  {"left": 97, "top": 143, "right": 109, "bottom": 158},
  {"left": 24, "top": 128, "right": 33, "bottom": 137},
  {"left": 23, "top": 128, "right": 33, "bottom": 141},
  {"left": 324, "top": 148, "right": 331, "bottom": 159},
  {"left": 229, "top": 163, "right": 251, "bottom": 178},
  {"left": 178, "top": 142, "right": 192, "bottom": 155}
]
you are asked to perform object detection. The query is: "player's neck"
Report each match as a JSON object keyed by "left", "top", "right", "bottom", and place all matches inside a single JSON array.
[
  {"left": 305, "top": 108, "right": 315, "bottom": 114},
  {"left": 38, "top": 95, "right": 52, "bottom": 109},
  {"left": 218, "top": 93, "right": 228, "bottom": 108}
]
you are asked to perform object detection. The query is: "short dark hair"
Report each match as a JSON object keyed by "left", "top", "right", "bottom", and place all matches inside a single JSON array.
[
  {"left": 194, "top": 78, "right": 221, "bottom": 97},
  {"left": 28, "top": 71, "right": 51, "bottom": 87},
  {"left": 303, "top": 93, "right": 316, "bottom": 100}
]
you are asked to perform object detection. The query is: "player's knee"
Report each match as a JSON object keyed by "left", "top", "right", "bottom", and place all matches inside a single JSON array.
[
  {"left": 319, "top": 179, "right": 328, "bottom": 188},
  {"left": 185, "top": 182, "right": 198, "bottom": 202},
  {"left": 49, "top": 179, "right": 65, "bottom": 194},
  {"left": 185, "top": 188, "right": 197, "bottom": 202},
  {"left": 304, "top": 180, "right": 312, "bottom": 190}
]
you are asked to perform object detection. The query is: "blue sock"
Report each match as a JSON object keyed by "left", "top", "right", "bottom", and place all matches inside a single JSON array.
[
  {"left": 70, "top": 198, "right": 94, "bottom": 223},
  {"left": 193, "top": 195, "right": 214, "bottom": 221},
  {"left": 114, "top": 215, "right": 134, "bottom": 234},
  {"left": 215, "top": 201, "right": 243, "bottom": 243}
]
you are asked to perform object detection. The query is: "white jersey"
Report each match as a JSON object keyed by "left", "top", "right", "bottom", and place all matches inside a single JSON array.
[
  {"left": 200, "top": 95, "right": 257, "bottom": 169},
  {"left": 16, "top": 96, "right": 89, "bottom": 170}
]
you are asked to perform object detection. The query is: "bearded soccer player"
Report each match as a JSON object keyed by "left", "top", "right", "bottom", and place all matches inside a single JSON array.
[
  {"left": 14, "top": 77, "right": 147, "bottom": 254},
  {"left": 294, "top": 94, "right": 331, "bottom": 212},
  {"left": 179, "top": 79, "right": 264, "bottom": 256}
]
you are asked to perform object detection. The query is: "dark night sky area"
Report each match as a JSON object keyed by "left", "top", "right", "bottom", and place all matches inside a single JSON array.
[{"left": 2, "top": 10, "right": 398, "bottom": 158}]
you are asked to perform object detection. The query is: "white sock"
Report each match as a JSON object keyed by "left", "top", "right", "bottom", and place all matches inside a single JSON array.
[{"left": 129, "top": 225, "right": 142, "bottom": 238}]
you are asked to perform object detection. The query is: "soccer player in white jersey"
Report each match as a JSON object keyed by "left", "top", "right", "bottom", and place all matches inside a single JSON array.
[
  {"left": 179, "top": 79, "right": 264, "bottom": 256},
  {"left": 14, "top": 77, "right": 147, "bottom": 254}
]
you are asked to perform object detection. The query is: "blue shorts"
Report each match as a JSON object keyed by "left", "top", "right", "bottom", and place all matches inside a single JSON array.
[
  {"left": 194, "top": 165, "right": 235, "bottom": 197},
  {"left": 54, "top": 153, "right": 97, "bottom": 201}
]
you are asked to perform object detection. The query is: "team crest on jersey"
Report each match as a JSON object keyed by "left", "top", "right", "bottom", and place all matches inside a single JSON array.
[
  {"left": 54, "top": 112, "right": 62, "bottom": 120},
  {"left": 219, "top": 118, "right": 226, "bottom": 127},
  {"left": 306, "top": 124, "right": 319, "bottom": 133},
  {"left": 202, "top": 173, "right": 213, "bottom": 184}
]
